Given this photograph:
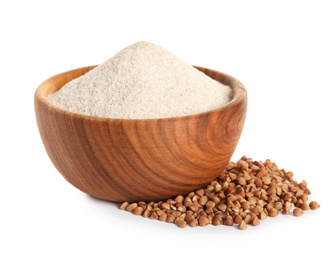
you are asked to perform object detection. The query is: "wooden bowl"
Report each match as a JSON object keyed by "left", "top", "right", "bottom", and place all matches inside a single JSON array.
[{"left": 35, "top": 65, "right": 247, "bottom": 202}]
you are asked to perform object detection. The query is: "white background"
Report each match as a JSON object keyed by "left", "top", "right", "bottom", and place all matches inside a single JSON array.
[{"left": 1, "top": 1, "right": 333, "bottom": 259}]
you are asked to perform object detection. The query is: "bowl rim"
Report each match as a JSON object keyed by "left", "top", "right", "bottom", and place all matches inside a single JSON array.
[{"left": 35, "top": 65, "right": 247, "bottom": 122}]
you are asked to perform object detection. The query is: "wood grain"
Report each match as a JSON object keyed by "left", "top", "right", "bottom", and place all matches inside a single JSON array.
[{"left": 34, "top": 65, "right": 247, "bottom": 202}]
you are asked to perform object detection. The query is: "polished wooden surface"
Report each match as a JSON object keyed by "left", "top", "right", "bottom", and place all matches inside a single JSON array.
[{"left": 35, "top": 65, "right": 247, "bottom": 202}]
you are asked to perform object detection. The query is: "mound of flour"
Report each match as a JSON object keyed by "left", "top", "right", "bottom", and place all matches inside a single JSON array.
[{"left": 48, "top": 41, "right": 232, "bottom": 119}]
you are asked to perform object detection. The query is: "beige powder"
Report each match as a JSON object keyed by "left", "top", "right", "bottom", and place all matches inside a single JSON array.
[{"left": 48, "top": 41, "right": 232, "bottom": 119}]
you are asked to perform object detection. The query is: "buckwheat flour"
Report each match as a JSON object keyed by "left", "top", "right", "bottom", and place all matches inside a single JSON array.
[{"left": 48, "top": 41, "right": 232, "bottom": 119}]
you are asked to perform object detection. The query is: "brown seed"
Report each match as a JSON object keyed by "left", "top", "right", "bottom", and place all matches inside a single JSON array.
[
  {"left": 295, "top": 189, "right": 304, "bottom": 198},
  {"left": 241, "top": 201, "right": 250, "bottom": 210},
  {"left": 183, "top": 197, "right": 192, "bottom": 207},
  {"left": 166, "top": 214, "right": 175, "bottom": 223},
  {"left": 214, "top": 184, "right": 222, "bottom": 192},
  {"left": 309, "top": 201, "right": 320, "bottom": 210},
  {"left": 218, "top": 204, "right": 227, "bottom": 212},
  {"left": 159, "top": 213, "right": 167, "bottom": 222},
  {"left": 276, "top": 187, "right": 282, "bottom": 196},
  {"left": 196, "top": 189, "right": 204, "bottom": 197},
  {"left": 134, "top": 207, "right": 144, "bottom": 215},
  {"left": 229, "top": 172, "right": 238, "bottom": 180},
  {"left": 172, "top": 211, "right": 181, "bottom": 217},
  {"left": 266, "top": 202, "right": 274, "bottom": 211},
  {"left": 212, "top": 196, "right": 221, "bottom": 205},
  {"left": 300, "top": 203, "right": 310, "bottom": 211},
  {"left": 167, "top": 199, "right": 176, "bottom": 206},
  {"left": 254, "top": 179, "right": 263, "bottom": 187},
  {"left": 262, "top": 177, "right": 271, "bottom": 185},
  {"left": 175, "top": 195, "right": 184, "bottom": 204},
  {"left": 120, "top": 202, "right": 129, "bottom": 210},
  {"left": 269, "top": 208, "right": 278, "bottom": 217},
  {"left": 222, "top": 181, "right": 229, "bottom": 190},
  {"left": 126, "top": 203, "right": 137, "bottom": 212},
  {"left": 138, "top": 201, "right": 146, "bottom": 208},
  {"left": 175, "top": 216, "right": 185, "bottom": 224},
  {"left": 213, "top": 215, "right": 222, "bottom": 226},
  {"left": 156, "top": 210, "right": 164, "bottom": 216},
  {"left": 149, "top": 211, "right": 158, "bottom": 219},
  {"left": 198, "top": 216, "right": 209, "bottom": 227},
  {"left": 177, "top": 206, "right": 186, "bottom": 212},
  {"left": 207, "top": 215, "right": 213, "bottom": 224},
  {"left": 199, "top": 196, "right": 209, "bottom": 206},
  {"left": 186, "top": 210, "right": 193, "bottom": 216},
  {"left": 257, "top": 200, "right": 266, "bottom": 208},
  {"left": 252, "top": 216, "right": 260, "bottom": 226},
  {"left": 211, "top": 180, "right": 219, "bottom": 186},
  {"left": 188, "top": 204, "right": 199, "bottom": 212},
  {"left": 299, "top": 179, "right": 308, "bottom": 189},
  {"left": 274, "top": 202, "right": 283, "bottom": 211},
  {"left": 176, "top": 221, "right": 187, "bottom": 228},
  {"left": 267, "top": 187, "right": 276, "bottom": 195},
  {"left": 207, "top": 185, "right": 214, "bottom": 191},
  {"left": 189, "top": 219, "right": 198, "bottom": 227},
  {"left": 233, "top": 214, "right": 243, "bottom": 224},
  {"left": 295, "top": 199, "right": 304, "bottom": 208},
  {"left": 293, "top": 208, "right": 304, "bottom": 217},
  {"left": 285, "top": 201, "right": 293, "bottom": 211},
  {"left": 259, "top": 211, "right": 267, "bottom": 220},
  {"left": 188, "top": 192, "right": 195, "bottom": 198},
  {"left": 223, "top": 216, "right": 234, "bottom": 226},
  {"left": 244, "top": 214, "right": 252, "bottom": 224},
  {"left": 250, "top": 207, "right": 260, "bottom": 216},
  {"left": 304, "top": 188, "right": 311, "bottom": 195},
  {"left": 198, "top": 210, "right": 207, "bottom": 217},
  {"left": 185, "top": 215, "right": 195, "bottom": 223},
  {"left": 206, "top": 201, "right": 215, "bottom": 208},
  {"left": 161, "top": 203, "right": 170, "bottom": 210},
  {"left": 237, "top": 177, "right": 246, "bottom": 185},
  {"left": 282, "top": 207, "right": 290, "bottom": 215},
  {"left": 300, "top": 194, "right": 308, "bottom": 203},
  {"left": 143, "top": 209, "right": 151, "bottom": 218},
  {"left": 238, "top": 220, "right": 247, "bottom": 230}
]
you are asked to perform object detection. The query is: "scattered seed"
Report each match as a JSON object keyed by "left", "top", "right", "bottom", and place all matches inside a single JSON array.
[
  {"left": 274, "top": 202, "right": 283, "bottom": 211},
  {"left": 189, "top": 219, "right": 198, "bottom": 227},
  {"left": 233, "top": 214, "right": 243, "bottom": 224},
  {"left": 120, "top": 202, "right": 129, "bottom": 210},
  {"left": 269, "top": 208, "right": 278, "bottom": 217},
  {"left": 252, "top": 216, "right": 261, "bottom": 226},
  {"left": 175, "top": 195, "right": 184, "bottom": 204},
  {"left": 259, "top": 211, "right": 267, "bottom": 220},
  {"left": 126, "top": 203, "right": 137, "bottom": 212},
  {"left": 120, "top": 156, "right": 319, "bottom": 229},
  {"left": 282, "top": 207, "right": 290, "bottom": 215},
  {"left": 309, "top": 201, "right": 320, "bottom": 210},
  {"left": 166, "top": 214, "right": 175, "bottom": 223},
  {"left": 300, "top": 203, "right": 310, "bottom": 211},
  {"left": 223, "top": 216, "right": 234, "bottom": 226},
  {"left": 293, "top": 208, "right": 304, "bottom": 217},
  {"left": 244, "top": 214, "right": 252, "bottom": 224},
  {"left": 238, "top": 220, "right": 247, "bottom": 230},
  {"left": 197, "top": 216, "right": 207, "bottom": 227},
  {"left": 149, "top": 211, "right": 158, "bottom": 219},
  {"left": 133, "top": 207, "right": 144, "bottom": 215},
  {"left": 176, "top": 221, "right": 187, "bottom": 228},
  {"left": 199, "top": 196, "right": 209, "bottom": 206},
  {"left": 213, "top": 215, "right": 222, "bottom": 226}
]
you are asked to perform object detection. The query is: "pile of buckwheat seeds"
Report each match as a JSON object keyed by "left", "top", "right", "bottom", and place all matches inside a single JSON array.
[{"left": 120, "top": 156, "right": 320, "bottom": 229}]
